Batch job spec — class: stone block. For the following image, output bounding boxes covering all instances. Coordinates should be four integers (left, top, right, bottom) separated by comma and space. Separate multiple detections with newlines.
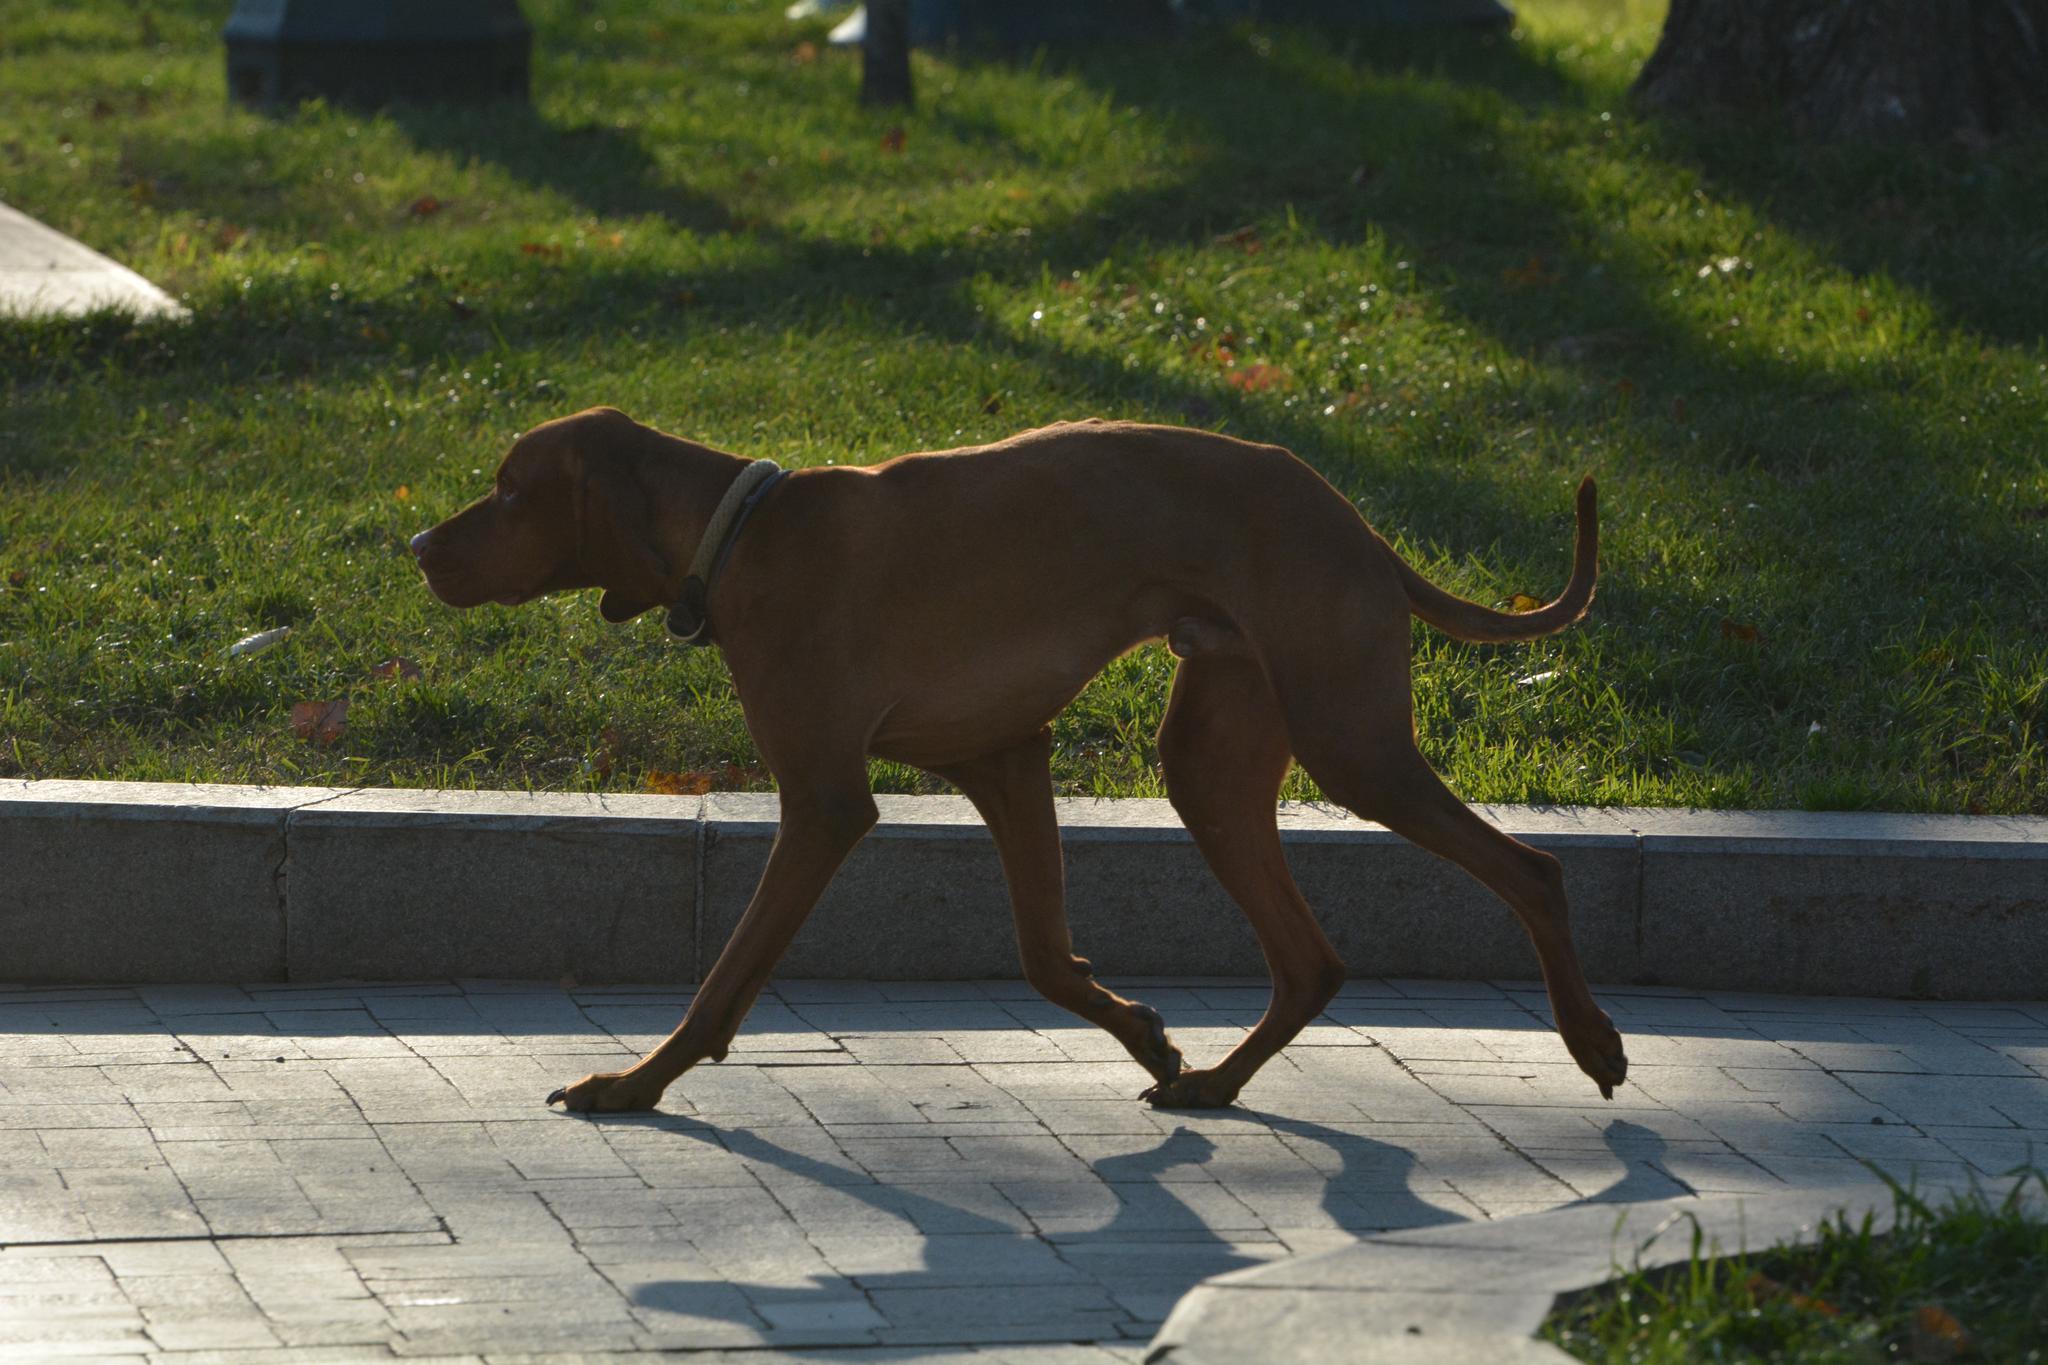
0, 780, 326, 983
1636, 809, 2048, 996
700, 795, 1638, 982
284, 789, 696, 983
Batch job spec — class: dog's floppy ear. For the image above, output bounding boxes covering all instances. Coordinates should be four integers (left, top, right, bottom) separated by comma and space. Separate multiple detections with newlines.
575, 457, 672, 623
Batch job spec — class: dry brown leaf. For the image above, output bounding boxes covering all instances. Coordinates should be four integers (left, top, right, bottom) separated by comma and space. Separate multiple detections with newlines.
1721, 617, 1761, 645
880, 125, 906, 154
1502, 253, 1559, 288
1226, 363, 1290, 392
1508, 592, 1544, 612
290, 699, 349, 747
791, 40, 819, 64
409, 195, 444, 218
645, 770, 714, 796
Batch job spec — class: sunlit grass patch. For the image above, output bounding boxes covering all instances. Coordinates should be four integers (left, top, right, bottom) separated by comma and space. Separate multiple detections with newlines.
1, 0, 2044, 809
1545, 1173, 2048, 1364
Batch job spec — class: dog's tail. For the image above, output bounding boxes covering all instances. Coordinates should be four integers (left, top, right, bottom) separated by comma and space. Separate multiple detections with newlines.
1394, 476, 1597, 644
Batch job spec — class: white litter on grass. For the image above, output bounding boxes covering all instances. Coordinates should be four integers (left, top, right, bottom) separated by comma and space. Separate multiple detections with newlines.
1515, 670, 1558, 687
228, 626, 291, 657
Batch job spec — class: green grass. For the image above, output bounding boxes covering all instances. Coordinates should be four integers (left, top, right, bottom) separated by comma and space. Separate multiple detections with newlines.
2, 0, 2044, 808
1544, 1174, 2048, 1364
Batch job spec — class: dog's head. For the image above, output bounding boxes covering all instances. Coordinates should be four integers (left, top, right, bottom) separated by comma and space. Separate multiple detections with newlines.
410, 407, 674, 622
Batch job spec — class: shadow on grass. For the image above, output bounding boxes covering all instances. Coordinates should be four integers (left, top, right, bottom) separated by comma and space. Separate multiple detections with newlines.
385, 102, 735, 231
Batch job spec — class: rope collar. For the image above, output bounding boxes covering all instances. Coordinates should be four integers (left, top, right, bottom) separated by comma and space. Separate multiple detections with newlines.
666, 458, 788, 645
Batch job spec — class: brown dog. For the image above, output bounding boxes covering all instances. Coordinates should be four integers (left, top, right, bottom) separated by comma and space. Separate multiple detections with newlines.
411, 407, 1627, 1113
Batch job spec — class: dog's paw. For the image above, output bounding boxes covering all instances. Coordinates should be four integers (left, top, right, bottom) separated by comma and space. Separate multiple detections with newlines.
1140, 1067, 1240, 1110
545, 1070, 663, 1114
1127, 1002, 1186, 1086
1563, 1013, 1629, 1100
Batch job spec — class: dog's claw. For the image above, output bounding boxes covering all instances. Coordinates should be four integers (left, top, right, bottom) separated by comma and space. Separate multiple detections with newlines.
545, 1087, 567, 1107
1598, 1082, 1614, 1101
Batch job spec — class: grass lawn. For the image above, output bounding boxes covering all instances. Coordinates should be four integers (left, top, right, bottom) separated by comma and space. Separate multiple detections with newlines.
1543, 1176, 2048, 1363
2, 0, 2044, 809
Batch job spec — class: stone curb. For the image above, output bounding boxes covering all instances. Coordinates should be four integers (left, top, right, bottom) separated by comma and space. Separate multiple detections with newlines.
1145, 1176, 2039, 1364
2, 780, 2044, 992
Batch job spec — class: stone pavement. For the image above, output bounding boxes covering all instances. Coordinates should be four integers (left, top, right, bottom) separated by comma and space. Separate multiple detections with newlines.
1, 978, 2043, 1362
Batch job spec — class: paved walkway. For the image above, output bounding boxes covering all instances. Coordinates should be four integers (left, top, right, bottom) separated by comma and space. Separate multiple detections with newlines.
2, 979, 2043, 1361
0, 200, 184, 320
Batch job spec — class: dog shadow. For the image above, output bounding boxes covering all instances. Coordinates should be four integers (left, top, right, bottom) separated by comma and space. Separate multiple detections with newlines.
615, 1111, 1479, 1338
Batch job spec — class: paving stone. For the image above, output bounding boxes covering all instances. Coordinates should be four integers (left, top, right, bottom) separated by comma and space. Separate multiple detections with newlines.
0, 979, 2040, 1359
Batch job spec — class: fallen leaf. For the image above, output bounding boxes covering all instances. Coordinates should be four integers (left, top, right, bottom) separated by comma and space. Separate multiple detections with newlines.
214, 223, 247, 250
1856, 306, 1872, 324
645, 770, 714, 796
409, 195, 444, 218
5, 569, 24, 588
791, 40, 819, 64
880, 125, 906, 154
1915, 1304, 1968, 1340
589, 726, 625, 780
1720, 617, 1761, 644
520, 241, 564, 259
370, 657, 422, 682
1502, 253, 1559, 288
1226, 363, 1290, 392
393, 485, 411, 502
1213, 225, 1262, 254
290, 699, 349, 747
1508, 592, 1544, 612
360, 323, 389, 343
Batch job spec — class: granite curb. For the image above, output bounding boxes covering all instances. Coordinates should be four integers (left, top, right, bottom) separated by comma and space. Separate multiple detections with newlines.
2, 780, 2043, 992
1146, 1176, 2039, 1364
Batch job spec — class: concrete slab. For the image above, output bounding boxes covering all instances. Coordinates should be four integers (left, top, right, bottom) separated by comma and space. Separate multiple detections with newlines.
284, 788, 698, 983
0, 200, 186, 320
1147, 1177, 2021, 1364
0, 781, 345, 982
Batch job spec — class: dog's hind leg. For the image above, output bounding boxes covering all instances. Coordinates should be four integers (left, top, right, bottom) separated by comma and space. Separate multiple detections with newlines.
938, 732, 1186, 1090
548, 768, 878, 1113
1143, 653, 1344, 1109
1272, 639, 1628, 1099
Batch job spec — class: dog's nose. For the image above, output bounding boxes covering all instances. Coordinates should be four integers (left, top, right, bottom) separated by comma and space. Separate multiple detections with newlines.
410, 530, 431, 558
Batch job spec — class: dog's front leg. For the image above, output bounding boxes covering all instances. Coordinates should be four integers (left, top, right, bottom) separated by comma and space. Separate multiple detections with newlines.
548, 782, 878, 1113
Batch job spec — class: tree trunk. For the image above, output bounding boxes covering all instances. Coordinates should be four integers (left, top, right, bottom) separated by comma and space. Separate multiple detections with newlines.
1631, 0, 2048, 140
861, 0, 913, 109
